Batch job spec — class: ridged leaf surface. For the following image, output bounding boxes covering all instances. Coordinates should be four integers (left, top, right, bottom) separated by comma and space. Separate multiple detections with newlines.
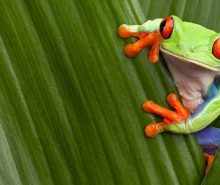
0, 0, 219, 184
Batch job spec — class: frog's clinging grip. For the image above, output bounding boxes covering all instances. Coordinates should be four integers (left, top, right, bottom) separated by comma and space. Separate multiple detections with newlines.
163, 95, 220, 134
144, 94, 220, 137
143, 93, 189, 137
118, 19, 162, 63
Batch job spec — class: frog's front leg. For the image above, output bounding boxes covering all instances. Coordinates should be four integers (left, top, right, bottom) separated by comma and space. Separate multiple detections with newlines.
143, 93, 189, 137
146, 94, 220, 137
118, 18, 162, 63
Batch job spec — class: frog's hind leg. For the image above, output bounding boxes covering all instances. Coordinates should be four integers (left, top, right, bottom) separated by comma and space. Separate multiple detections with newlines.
204, 153, 215, 173
196, 127, 220, 155
195, 127, 220, 172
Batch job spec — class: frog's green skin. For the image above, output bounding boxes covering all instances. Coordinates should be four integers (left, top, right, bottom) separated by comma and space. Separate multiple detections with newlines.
122, 15, 220, 154
162, 16, 220, 70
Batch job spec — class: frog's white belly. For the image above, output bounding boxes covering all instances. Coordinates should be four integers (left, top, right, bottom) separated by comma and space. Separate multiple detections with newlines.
161, 50, 217, 113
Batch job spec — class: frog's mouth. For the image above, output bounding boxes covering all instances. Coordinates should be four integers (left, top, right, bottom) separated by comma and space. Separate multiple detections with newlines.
160, 47, 220, 72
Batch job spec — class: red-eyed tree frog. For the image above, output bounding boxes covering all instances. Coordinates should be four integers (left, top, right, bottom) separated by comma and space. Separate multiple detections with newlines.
118, 15, 220, 172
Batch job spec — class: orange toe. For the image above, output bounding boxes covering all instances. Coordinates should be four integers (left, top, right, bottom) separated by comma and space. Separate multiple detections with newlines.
167, 93, 178, 104
118, 25, 133, 38
167, 93, 189, 120
147, 33, 161, 63
142, 100, 155, 112
148, 48, 159, 63
204, 153, 215, 173
145, 123, 164, 137
124, 43, 141, 57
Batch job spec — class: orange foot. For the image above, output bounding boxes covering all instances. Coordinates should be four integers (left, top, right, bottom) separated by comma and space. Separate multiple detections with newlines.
204, 153, 215, 173
143, 93, 190, 137
118, 25, 162, 63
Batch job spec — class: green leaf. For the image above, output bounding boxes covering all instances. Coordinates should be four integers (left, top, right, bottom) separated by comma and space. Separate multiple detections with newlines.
0, 0, 219, 184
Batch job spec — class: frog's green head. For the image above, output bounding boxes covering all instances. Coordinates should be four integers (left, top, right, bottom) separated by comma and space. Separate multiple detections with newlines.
160, 15, 220, 71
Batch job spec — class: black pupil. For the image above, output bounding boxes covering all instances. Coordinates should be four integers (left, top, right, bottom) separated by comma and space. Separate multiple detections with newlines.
160, 19, 166, 33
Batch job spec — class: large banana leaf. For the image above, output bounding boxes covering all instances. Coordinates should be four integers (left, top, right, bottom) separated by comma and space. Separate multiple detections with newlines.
0, 0, 219, 184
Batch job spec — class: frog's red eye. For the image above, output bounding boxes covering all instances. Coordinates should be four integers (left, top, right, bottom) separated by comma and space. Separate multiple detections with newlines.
213, 38, 220, 59
160, 17, 174, 39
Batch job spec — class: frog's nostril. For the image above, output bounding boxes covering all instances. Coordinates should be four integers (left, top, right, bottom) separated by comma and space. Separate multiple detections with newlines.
190, 47, 195, 52
176, 42, 181, 49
